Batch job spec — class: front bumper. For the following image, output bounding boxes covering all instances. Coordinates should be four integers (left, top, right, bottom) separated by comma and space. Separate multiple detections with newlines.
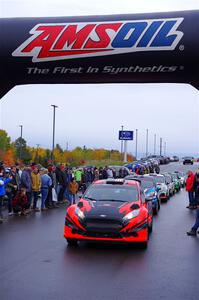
64, 223, 148, 243
158, 192, 168, 201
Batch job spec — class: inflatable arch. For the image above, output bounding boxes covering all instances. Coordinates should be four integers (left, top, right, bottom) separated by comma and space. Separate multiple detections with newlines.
0, 10, 199, 99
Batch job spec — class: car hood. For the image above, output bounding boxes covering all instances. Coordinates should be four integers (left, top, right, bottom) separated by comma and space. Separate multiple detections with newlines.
84, 200, 127, 220
156, 183, 167, 191
144, 187, 156, 195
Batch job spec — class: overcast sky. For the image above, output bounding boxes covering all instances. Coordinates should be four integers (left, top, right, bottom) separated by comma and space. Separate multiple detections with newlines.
1, 0, 199, 157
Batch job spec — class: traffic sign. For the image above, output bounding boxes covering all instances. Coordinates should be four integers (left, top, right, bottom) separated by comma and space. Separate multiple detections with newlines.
119, 131, 134, 140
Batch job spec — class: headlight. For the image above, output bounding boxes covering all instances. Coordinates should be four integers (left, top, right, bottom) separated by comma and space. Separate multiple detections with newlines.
123, 209, 140, 222
148, 191, 157, 198
75, 207, 85, 220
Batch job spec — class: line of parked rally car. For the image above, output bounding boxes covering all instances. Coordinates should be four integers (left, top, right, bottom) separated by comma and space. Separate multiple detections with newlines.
104, 156, 185, 216
64, 155, 185, 248
124, 171, 185, 215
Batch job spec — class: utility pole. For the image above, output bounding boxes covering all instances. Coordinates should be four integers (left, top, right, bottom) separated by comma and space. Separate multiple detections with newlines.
51, 105, 58, 162
154, 134, 156, 155
146, 129, 149, 157
135, 129, 138, 159
124, 140, 127, 163
160, 138, 162, 156
19, 125, 23, 161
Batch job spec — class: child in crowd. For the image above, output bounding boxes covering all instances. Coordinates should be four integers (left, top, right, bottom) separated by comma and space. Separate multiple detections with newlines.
68, 178, 78, 205
12, 188, 29, 216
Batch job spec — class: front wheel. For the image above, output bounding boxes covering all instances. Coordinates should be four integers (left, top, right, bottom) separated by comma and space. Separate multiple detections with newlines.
153, 202, 158, 215
140, 241, 148, 249
66, 239, 78, 246
148, 218, 153, 233
158, 200, 160, 210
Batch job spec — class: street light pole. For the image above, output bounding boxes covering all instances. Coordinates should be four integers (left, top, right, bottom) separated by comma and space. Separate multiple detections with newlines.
146, 129, 149, 157
135, 129, 138, 159
164, 141, 166, 156
51, 105, 58, 162
121, 125, 124, 160
160, 137, 163, 156
154, 134, 156, 155
19, 125, 23, 161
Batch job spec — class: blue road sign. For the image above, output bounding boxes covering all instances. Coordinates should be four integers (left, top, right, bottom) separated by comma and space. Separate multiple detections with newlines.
119, 131, 134, 140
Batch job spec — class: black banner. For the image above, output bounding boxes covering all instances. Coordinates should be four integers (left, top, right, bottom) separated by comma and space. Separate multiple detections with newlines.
0, 10, 199, 98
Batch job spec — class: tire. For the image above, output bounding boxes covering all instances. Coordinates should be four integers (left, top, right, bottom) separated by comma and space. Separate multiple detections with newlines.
148, 217, 153, 233
153, 202, 158, 215
140, 227, 148, 249
66, 239, 78, 246
158, 200, 160, 210
140, 241, 148, 249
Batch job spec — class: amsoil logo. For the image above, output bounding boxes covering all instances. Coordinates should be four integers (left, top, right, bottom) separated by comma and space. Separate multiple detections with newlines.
12, 18, 184, 62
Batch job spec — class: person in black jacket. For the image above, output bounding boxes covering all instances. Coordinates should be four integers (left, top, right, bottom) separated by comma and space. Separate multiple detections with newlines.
193, 171, 199, 208
102, 167, 108, 179
55, 164, 67, 203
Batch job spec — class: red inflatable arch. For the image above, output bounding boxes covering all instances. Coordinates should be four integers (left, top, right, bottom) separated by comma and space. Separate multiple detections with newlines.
0, 10, 199, 98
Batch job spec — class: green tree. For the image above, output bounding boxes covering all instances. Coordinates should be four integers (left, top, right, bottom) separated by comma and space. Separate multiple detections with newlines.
0, 129, 11, 152
15, 137, 31, 163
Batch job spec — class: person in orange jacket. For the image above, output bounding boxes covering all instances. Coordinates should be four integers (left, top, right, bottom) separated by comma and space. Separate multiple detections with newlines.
68, 178, 78, 205
186, 171, 195, 209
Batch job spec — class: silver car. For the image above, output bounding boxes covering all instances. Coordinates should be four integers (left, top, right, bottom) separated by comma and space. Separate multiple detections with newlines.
149, 174, 170, 201
162, 173, 175, 196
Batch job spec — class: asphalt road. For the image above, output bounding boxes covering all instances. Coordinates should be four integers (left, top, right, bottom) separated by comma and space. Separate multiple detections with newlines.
1, 162, 199, 300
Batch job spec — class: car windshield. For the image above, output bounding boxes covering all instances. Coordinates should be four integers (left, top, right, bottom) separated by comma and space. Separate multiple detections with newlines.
171, 174, 178, 179
165, 176, 171, 183
84, 184, 139, 202
153, 176, 165, 184
140, 179, 154, 189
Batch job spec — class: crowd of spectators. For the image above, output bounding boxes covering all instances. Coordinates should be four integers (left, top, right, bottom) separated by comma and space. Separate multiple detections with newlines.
0, 162, 123, 223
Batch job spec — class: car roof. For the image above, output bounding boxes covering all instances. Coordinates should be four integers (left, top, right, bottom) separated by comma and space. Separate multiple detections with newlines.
149, 173, 163, 177
94, 179, 140, 187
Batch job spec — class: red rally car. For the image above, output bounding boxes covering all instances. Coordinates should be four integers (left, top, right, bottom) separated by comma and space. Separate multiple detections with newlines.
64, 178, 153, 248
